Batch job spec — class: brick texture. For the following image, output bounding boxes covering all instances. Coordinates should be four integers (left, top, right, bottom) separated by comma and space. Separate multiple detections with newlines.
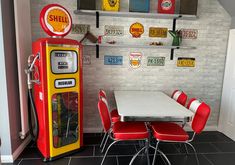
30, 0, 231, 132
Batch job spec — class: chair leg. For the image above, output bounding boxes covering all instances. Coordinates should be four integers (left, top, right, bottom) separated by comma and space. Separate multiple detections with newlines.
152, 141, 159, 165
184, 143, 189, 155
100, 132, 107, 148
185, 142, 199, 165
157, 150, 171, 165
101, 140, 119, 165
101, 134, 109, 153
145, 139, 150, 165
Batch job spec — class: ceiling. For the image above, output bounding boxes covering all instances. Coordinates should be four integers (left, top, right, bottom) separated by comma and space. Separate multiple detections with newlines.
218, 0, 235, 17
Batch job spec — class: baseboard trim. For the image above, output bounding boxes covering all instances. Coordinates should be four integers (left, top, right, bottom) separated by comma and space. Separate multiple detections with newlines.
1, 136, 31, 163
184, 125, 218, 131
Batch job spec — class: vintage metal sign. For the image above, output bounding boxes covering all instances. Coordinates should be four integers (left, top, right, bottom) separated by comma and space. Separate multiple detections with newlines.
180, 29, 198, 39
72, 24, 90, 34
130, 52, 142, 68
83, 55, 91, 65
40, 4, 72, 37
129, 22, 144, 38
177, 57, 195, 67
147, 57, 165, 66
149, 27, 168, 38
104, 25, 124, 36
104, 55, 123, 65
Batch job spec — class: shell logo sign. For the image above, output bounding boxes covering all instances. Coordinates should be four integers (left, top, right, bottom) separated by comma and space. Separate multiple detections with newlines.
129, 22, 144, 38
40, 4, 72, 37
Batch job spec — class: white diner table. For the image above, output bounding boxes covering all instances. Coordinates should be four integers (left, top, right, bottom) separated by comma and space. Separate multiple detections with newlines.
114, 90, 194, 122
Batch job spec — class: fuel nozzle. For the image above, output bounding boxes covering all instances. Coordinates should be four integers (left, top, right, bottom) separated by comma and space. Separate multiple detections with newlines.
25, 54, 40, 89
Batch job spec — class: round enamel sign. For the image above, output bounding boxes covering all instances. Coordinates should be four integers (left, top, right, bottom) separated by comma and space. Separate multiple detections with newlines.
40, 4, 72, 37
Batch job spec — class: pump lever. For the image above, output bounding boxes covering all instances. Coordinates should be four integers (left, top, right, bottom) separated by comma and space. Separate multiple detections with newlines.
25, 54, 40, 89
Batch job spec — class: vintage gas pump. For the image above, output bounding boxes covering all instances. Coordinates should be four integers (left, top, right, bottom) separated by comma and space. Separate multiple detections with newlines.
26, 4, 83, 161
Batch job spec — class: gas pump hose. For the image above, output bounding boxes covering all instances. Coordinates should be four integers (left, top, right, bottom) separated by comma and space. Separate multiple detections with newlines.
26, 54, 40, 142
28, 88, 39, 142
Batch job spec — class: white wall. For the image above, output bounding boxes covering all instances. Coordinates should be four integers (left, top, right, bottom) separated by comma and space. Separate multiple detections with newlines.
0, 0, 27, 162
31, 0, 231, 132
0, 0, 13, 157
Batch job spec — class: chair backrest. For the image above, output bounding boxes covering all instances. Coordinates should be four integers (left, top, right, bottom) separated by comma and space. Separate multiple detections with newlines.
98, 89, 107, 100
187, 99, 211, 134
97, 97, 112, 132
171, 90, 188, 106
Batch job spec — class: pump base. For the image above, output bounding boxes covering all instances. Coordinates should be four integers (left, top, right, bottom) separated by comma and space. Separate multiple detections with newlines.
41, 146, 85, 162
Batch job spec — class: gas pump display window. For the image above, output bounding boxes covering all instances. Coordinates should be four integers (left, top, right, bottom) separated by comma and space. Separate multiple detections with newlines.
51, 50, 78, 74
52, 92, 79, 148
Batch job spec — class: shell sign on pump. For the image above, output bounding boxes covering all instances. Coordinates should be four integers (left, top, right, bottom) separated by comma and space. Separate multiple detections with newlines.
40, 4, 72, 37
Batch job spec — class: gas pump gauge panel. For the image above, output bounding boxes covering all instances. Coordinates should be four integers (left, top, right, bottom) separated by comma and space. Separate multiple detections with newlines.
51, 50, 78, 74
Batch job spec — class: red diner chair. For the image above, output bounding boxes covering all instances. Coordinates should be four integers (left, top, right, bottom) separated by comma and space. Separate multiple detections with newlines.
98, 90, 121, 152
98, 98, 150, 165
171, 90, 188, 106
150, 99, 211, 165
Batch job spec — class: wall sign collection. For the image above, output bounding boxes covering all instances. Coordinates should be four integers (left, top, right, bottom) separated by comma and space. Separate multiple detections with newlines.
74, 19, 197, 68
82, 53, 195, 68
78, 0, 198, 15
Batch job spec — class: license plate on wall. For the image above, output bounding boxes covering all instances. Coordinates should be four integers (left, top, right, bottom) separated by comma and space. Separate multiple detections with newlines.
71, 24, 90, 34
149, 27, 168, 38
177, 58, 195, 67
104, 25, 124, 36
147, 57, 165, 66
104, 56, 123, 65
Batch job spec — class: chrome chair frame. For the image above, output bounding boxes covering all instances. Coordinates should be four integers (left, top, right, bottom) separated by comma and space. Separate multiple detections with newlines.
151, 132, 198, 165
101, 128, 150, 165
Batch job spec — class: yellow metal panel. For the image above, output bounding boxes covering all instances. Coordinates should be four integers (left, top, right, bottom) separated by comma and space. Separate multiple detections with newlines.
46, 45, 81, 158
102, 0, 120, 11
177, 58, 195, 67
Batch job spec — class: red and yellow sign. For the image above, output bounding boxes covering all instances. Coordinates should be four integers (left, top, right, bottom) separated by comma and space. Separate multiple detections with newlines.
40, 4, 72, 37
129, 22, 144, 38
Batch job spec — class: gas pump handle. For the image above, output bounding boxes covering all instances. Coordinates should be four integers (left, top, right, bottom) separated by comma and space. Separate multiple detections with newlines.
26, 54, 40, 89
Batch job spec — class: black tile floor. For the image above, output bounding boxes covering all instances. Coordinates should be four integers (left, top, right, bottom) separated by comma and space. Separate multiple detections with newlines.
3, 131, 235, 165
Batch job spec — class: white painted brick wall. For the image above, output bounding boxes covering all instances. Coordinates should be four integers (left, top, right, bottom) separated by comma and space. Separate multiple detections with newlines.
30, 0, 231, 132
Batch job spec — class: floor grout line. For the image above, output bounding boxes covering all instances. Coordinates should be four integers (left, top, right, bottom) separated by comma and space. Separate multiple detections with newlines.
67, 157, 72, 165
201, 153, 214, 165
93, 145, 95, 156
209, 142, 222, 152
116, 156, 119, 165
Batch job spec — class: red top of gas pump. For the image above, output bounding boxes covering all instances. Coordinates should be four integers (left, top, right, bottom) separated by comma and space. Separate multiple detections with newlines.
40, 4, 72, 37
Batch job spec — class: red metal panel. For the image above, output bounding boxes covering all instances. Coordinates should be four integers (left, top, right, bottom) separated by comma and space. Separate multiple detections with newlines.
158, 0, 175, 14
32, 38, 83, 159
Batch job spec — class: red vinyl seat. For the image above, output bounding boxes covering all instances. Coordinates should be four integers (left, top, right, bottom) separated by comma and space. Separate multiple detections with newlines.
150, 99, 211, 165
113, 121, 149, 140
151, 122, 189, 142
171, 90, 188, 106
98, 98, 150, 165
